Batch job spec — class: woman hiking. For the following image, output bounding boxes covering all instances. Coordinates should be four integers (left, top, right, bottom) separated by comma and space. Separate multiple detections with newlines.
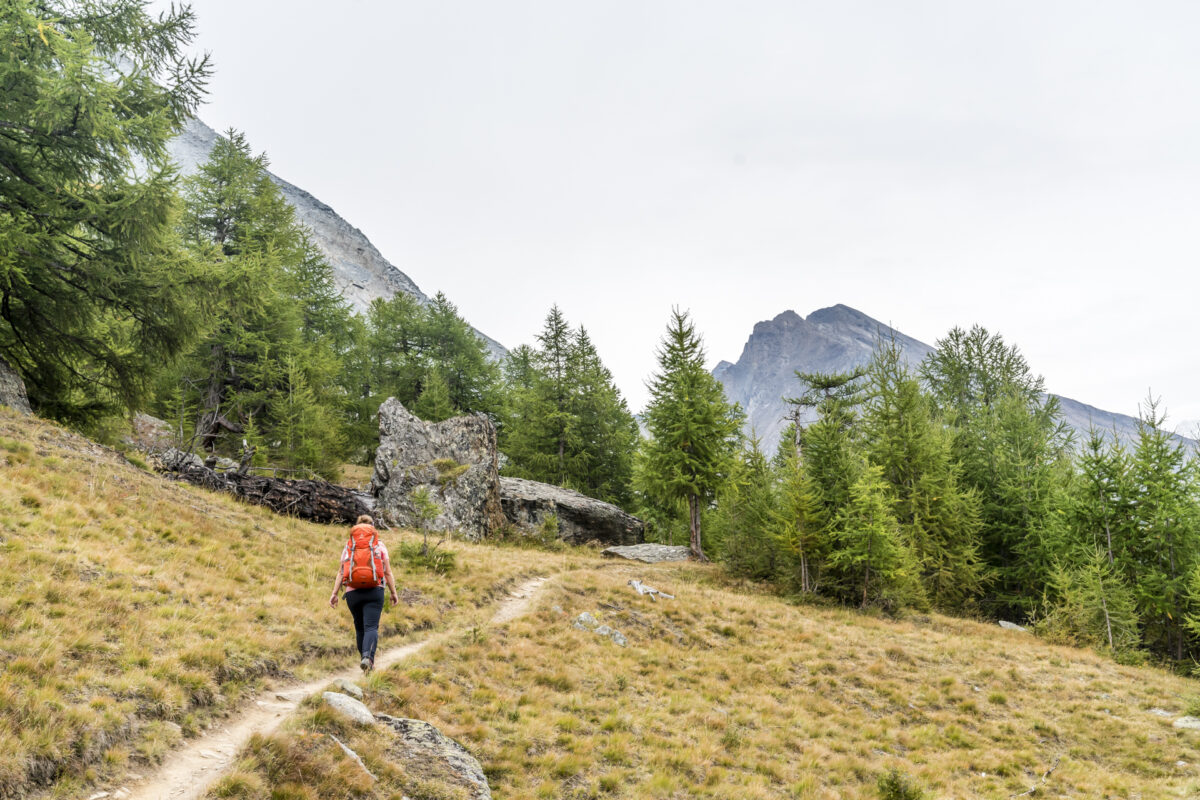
329, 515, 399, 672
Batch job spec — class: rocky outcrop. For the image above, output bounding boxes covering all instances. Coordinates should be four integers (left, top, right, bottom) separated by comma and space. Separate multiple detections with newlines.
371, 399, 504, 540
499, 477, 643, 545
123, 413, 174, 453
371, 401, 644, 545
377, 715, 492, 800
603, 543, 692, 563
0, 356, 31, 414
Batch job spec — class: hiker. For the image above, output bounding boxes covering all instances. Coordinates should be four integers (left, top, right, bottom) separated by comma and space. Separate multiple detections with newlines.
329, 514, 399, 672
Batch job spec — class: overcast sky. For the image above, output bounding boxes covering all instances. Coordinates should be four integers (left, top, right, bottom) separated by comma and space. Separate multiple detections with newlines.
162, 1, 1200, 423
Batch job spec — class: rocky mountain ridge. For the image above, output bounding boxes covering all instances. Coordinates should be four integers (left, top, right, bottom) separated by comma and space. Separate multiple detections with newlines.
166, 117, 506, 359
714, 305, 1179, 451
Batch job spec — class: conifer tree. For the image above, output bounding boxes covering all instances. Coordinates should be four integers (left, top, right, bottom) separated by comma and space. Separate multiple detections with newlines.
921, 325, 1070, 619
0, 0, 211, 421
1125, 397, 1199, 660
829, 462, 925, 610
500, 309, 638, 506
861, 339, 984, 610
640, 309, 743, 560
708, 435, 779, 580
1040, 548, 1140, 653
160, 131, 346, 476
413, 366, 456, 422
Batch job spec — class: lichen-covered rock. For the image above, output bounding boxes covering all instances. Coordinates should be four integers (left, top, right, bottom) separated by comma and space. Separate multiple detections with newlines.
376, 714, 491, 800
500, 477, 643, 546
603, 543, 691, 563
371, 399, 504, 540
0, 356, 31, 414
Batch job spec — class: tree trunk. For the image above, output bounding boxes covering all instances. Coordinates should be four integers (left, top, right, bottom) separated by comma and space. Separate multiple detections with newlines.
688, 493, 707, 561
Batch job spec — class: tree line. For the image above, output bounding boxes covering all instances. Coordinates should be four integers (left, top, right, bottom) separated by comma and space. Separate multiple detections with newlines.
8, 0, 1200, 668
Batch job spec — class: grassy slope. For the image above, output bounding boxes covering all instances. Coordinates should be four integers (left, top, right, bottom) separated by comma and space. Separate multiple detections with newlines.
0, 408, 567, 799
242, 566, 1200, 800
3, 408, 1200, 799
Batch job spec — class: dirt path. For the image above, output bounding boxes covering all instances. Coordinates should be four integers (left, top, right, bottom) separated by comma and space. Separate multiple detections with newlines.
125, 576, 550, 800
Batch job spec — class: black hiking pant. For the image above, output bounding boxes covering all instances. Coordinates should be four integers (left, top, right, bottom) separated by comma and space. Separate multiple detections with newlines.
344, 586, 385, 662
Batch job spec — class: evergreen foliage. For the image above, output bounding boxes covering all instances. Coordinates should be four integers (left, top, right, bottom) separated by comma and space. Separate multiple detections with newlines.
0, 0, 211, 422
921, 325, 1071, 618
500, 306, 639, 506
860, 339, 985, 610
638, 308, 743, 560
155, 131, 346, 477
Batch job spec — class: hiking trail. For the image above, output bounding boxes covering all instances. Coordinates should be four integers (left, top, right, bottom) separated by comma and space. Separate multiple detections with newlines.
124, 576, 550, 800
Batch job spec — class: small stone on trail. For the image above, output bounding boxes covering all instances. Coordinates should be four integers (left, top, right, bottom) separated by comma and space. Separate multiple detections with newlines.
86, 792, 109, 800
332, 678, 364, 700
198, 750, 221, 759
112, 790, 130, 800
323, 691, 376, 726
1173, 716, 1200, 730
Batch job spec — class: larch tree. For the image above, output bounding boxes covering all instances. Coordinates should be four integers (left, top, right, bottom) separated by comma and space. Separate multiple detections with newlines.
640, 308, 743, 560
0, 0, 211, 422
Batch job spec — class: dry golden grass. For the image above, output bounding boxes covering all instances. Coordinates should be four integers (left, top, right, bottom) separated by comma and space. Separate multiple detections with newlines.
243, 563, 1200, 800
0, 409, 568, 799
7, 407, 1200, 800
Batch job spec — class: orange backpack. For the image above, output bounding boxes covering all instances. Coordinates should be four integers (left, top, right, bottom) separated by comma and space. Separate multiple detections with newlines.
343, 524, 385, 590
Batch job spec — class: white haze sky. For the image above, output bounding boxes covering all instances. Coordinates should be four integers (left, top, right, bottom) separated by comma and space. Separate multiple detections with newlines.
159, 1, 1200, 423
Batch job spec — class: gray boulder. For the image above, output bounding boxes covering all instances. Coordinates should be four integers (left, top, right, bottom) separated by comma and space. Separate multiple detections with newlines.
123, 413, 174, 454
371, 399, 504, 541
376, 714, 491, 800
0, 356, 31, 414
603, 543, 692, 563
322, 692, 375, 726
500, 476, 643, 545
1174, 716, 1200, 730
998, 620, 1030, 633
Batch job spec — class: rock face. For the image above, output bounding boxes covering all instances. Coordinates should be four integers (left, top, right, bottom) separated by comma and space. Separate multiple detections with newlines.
714, 304, 1187, 453
500, 477, 644, 545
603, 544, 692, 563
376, 715, 492, 800
166, 118, 505, 359
0, 356, 31, 414
712, 306, 932, 449
371, 399, 504, 541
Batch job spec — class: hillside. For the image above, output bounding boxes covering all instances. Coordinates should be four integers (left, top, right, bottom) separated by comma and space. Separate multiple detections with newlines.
166, 117, 507, 360
714, 305, 1175, 451
4, 408, 1200, 799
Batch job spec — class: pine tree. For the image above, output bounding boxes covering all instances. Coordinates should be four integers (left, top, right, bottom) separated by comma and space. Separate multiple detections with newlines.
0, 0, 211, 421
1039, 548, 1140, 653
640, 309, 743, 560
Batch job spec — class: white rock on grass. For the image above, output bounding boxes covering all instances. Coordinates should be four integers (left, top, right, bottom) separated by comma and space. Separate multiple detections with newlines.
332, 678, 364, 700
323, 691, 376, 726
998, 620, 1029, 633
1173, 716, 1200, 730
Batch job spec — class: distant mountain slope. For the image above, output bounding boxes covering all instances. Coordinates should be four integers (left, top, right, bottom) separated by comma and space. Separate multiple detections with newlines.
167, 117, 506, 359
714, 305, 1175, 451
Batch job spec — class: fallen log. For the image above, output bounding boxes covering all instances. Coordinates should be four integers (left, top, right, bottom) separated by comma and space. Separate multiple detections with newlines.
157, 449, 372, 524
